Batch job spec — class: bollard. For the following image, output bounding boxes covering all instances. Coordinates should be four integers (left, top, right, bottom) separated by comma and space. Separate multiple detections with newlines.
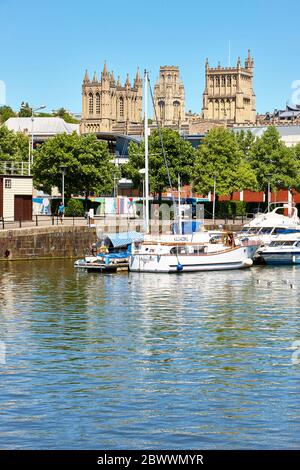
36, 215, 38, 226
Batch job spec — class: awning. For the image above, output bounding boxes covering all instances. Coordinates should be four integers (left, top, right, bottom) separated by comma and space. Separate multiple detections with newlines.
98, 231, 144, 248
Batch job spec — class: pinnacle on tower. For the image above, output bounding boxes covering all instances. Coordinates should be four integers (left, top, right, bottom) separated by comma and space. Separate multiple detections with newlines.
102, 61, 109, 79
83, 69, 90, 83
125, 73, 131, 87
117, 75, 122, 87
93, 71, 98, 82
205, 58, 209, 70
237, 56, 241, 68
134, 67, 142, 85
110, 71, 116, 86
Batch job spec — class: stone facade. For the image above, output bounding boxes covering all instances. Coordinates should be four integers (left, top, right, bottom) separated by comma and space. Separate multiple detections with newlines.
202, 51, 256, 124
153, 66, 187, 129
80, 63, 143, 135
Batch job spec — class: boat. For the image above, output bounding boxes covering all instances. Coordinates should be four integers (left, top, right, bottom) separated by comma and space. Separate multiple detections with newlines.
129, 233, 258, 273
74, 231, 144, 272
238, 203, 300, 247
259, 234, 300, 265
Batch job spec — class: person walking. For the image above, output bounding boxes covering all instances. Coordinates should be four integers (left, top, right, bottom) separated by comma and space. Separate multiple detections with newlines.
58, 202, 65, 224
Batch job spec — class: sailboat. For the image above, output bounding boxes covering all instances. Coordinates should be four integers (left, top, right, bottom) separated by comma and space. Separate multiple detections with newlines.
129, 72, 258, 273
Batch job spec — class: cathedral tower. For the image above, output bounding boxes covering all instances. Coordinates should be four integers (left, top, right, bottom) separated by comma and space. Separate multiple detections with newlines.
153, 66, 186, 128
81, 63, 143, 135
202, 50, 256, 124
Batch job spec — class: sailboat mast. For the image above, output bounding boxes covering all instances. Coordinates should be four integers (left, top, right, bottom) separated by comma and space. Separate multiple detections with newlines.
178, 174, 182, 235
144, 70, 150, 234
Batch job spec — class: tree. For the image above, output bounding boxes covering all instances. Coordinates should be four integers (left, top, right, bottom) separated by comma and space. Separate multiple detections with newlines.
53, 107, 79, 123
33, 133, 115, 196
19, 102, 32, 117
193, 127, 257, 197
0, 105, 16, 124
249, 126, 300, 191
0, 125, 29, 162
123, 128, 196, 201
235, 129, 255, 157
65, 199, 85, 217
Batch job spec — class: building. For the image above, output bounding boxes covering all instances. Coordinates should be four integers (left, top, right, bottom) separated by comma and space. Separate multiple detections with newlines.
4, 117, 79, 147
258, 104, 300, 124
202, 50, 256, 124
0, 162, 33, 221
80, 63, 143, 135
232, 124, 300, 147
153, 66, 187, 130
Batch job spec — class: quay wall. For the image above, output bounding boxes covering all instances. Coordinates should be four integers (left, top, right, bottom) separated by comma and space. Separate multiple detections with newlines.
0, 225, 98, 261
0, 222, 243, 261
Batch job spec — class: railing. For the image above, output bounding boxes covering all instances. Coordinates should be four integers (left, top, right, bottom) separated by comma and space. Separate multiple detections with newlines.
0, 161, 31, 176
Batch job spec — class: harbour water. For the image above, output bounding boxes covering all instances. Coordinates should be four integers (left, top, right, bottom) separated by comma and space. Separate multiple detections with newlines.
0, 260, 299, 449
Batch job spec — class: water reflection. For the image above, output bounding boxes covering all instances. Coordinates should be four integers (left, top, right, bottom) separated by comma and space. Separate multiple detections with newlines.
0, 261, 300, 449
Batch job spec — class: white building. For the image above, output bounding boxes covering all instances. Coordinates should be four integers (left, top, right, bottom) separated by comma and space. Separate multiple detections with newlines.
0, 162, 33, 221
232, 125, 300, 147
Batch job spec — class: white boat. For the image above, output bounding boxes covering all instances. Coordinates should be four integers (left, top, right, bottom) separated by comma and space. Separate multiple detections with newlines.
259, 234, 300, 265
238, 203, 300, 247
130, 234, 257, 273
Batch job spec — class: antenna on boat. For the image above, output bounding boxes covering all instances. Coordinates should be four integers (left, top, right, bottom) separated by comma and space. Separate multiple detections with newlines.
144, 70, 150, 234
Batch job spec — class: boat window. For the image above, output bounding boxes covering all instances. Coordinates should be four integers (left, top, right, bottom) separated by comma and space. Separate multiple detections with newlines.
248, 227, 260, 234
193, 246, 205, 254
282, 241, 297, 246
296, 241, 300, 247
259, 227, 273, 234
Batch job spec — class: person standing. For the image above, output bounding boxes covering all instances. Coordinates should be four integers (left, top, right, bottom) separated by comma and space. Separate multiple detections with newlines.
58, 202, 65, 224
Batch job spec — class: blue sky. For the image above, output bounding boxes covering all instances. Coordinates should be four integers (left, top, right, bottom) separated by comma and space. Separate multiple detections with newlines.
1, 0, 300, 115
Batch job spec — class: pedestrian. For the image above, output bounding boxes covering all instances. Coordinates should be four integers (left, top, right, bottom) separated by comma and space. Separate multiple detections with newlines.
58, 202, 65, 224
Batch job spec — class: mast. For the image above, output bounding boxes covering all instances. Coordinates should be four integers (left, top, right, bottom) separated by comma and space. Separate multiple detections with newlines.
144, 70, 150, 234
178, 174, 182, 235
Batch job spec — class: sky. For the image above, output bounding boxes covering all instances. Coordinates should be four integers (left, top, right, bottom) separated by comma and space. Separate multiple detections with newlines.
0, 0, 300, 115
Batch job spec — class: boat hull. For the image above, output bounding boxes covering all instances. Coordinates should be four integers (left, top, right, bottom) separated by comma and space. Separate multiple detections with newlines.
260, 250, 300, 265
129, 246, 253, 273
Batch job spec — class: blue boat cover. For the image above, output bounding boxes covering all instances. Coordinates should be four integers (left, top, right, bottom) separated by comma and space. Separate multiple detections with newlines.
101, 231, 144, 248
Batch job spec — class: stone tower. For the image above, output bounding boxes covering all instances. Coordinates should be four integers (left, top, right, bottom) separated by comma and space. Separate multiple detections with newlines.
202, 50, 256, 124
81, 63, 143, 135
153, 66, 186, 128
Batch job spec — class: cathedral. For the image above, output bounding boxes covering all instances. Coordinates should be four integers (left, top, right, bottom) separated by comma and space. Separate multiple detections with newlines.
202, 50, 256, 124
80, 63, 143, 135
153, 66, 187, 129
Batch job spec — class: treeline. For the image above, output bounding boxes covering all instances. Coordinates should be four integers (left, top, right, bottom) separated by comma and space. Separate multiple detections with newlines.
0, 103, 79, 124
1, 123, 300, 201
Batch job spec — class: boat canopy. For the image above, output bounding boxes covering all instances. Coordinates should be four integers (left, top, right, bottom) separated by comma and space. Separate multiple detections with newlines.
98, 231, 144, 248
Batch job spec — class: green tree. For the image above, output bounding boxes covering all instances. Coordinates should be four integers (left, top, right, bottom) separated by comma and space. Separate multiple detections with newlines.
123, 128, 195, 201
249, 126, 300, 190
235, 129, 255, 157
193, 127, 257, 198
19, 102, 32, 117
0, 125, 29, 162
0, 105, 16, 124
54, 107, 79, 123
65, 199, 85, 217
33, 132, 115, 196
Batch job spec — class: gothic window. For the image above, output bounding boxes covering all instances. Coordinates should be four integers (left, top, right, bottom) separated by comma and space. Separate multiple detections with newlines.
210, 77, 214, 87
221, 76, 226, 87
227, 76, 231, 86
96, 93, 101, 115
215, 77, 220, 86
88, 93, 94, 115
158, 100, 165, 120
119, 97, 124, 118
173, 101, 180, 121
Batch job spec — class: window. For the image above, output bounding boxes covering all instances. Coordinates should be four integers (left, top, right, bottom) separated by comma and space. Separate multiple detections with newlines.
5, 179, 11, 189
221, 76, 226, 87
88, 93, 93, 115
119, 97, 124, 117
158, 100, 165, 120
96, 93, 101, 115
227, 76, 231, 86
215, 77, 220, 86
173, 101, 180, 120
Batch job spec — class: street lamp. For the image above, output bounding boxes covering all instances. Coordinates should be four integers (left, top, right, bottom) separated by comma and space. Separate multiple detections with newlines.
139, 168, 146, 229
30, 105, 46, 168
212, 173, 218, 225
60, 165, 67, 215
267, 174, 272, 213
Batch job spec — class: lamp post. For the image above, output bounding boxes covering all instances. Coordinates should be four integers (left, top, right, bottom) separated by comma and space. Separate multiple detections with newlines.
267, 174, 272, 213
212, 173, 218, 225
139, 168, 146, 230
60, 165, 67, 217
30, 105, 46, 167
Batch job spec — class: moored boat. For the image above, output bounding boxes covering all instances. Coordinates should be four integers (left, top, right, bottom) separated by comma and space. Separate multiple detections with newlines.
259, 234, 300, 265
